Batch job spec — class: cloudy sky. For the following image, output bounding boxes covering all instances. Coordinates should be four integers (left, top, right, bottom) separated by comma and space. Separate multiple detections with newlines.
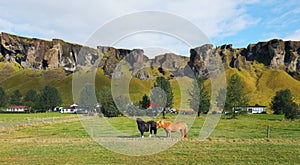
0, 0, 299, 56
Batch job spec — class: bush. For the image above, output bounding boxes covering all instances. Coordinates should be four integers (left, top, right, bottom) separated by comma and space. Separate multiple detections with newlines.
284, 102, 300, 120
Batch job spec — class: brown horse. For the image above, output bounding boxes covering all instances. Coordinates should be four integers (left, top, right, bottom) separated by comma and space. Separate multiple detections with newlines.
157, 120, 188, 138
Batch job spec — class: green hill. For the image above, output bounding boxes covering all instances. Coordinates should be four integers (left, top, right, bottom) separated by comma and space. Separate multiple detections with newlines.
1, 61, 300, 112
224, 65, 300, 112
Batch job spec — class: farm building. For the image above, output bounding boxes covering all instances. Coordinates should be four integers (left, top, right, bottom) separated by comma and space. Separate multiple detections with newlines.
60, 104, 78, 114
6, 106, 29, 112
232, 106, 266, 114
246, 106, 266, 114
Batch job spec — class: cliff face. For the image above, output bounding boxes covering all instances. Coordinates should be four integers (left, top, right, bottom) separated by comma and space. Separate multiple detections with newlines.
188, 39, 300, 80
0, 32, 190, 80
97, 47, 189, 79
1, 32, 300, 81
0, 32, 99, 72
151, 53, 189, 70
97, 46, 152, 79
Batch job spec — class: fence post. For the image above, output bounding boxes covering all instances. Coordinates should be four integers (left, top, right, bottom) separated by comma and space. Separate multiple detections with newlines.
9, 120, 12, 137
267, 125, 271, 138
36, 126, 39, 138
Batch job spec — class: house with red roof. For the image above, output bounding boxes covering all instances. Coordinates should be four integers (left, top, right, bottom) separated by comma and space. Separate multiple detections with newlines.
6, 106, 29, 112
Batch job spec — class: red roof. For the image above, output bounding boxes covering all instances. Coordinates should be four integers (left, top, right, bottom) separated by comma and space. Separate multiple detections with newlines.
148, 103, 162, 108
9, 106, 27, 109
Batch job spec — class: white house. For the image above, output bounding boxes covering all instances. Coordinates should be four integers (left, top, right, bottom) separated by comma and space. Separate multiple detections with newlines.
60, 104, 78, 114
246, 106, 266, 114
231, 106, 266, 114
6, 106, 28, 112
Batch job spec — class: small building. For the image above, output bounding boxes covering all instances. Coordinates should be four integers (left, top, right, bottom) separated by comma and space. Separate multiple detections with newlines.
6, 106, 29, 112
231, 105, 266, 114
247, 106, 266, 114
60, 104, 78, 114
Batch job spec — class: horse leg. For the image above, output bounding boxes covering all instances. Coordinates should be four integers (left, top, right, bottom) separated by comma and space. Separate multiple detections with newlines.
167, 130, 171, 138
149, 127, 152, 137
184, 127, 188, 138
180, 129, 184, 138
165, 129, 169, 137
141, 131, 144, 138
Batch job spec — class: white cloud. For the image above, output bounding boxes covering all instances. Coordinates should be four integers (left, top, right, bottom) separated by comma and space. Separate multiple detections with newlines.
285, 29, 300, 41
113, 32, 192, 57
0, 0, 261, 55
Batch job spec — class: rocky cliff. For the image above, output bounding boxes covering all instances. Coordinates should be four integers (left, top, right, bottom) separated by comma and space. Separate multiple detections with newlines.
0, 32, 189, 80
188, 39, 300, 80
1, 32, 300, 81
0, 32, 100, 72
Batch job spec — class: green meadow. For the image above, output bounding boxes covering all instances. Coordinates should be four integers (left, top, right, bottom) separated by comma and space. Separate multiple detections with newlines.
0, 113, 299, 164
2, 62, 300, 110
1, 62, 300, 164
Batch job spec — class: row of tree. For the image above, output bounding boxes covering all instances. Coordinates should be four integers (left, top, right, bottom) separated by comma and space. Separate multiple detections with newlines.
0, 85, 62, 112
95, 73, 300, 119
1, 73, 298, 119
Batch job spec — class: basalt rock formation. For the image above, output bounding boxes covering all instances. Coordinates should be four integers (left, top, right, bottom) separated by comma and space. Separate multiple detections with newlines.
0, 32, 189, 80
188, 39, 300, 80
1, 32, 300, 81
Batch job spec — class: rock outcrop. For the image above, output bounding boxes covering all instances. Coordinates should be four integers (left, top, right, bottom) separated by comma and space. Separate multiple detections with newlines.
0, 32, 99, 72
188, 39, 300, 80
151, 53, 189, 70
2, 32, 300, 81
150, 53, 189, 77
97, 46, 152, 79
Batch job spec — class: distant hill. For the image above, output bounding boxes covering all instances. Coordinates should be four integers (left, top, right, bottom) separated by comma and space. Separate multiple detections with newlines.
1, 32, 300, 112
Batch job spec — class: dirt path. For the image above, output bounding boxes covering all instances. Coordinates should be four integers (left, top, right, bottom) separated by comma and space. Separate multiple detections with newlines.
0, 116, 78, 127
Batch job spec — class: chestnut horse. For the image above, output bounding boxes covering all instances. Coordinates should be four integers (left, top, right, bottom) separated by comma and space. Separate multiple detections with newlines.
157, 120, 188, 138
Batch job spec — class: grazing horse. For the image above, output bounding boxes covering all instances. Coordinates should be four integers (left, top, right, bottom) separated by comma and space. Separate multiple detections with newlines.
136, 118, 157, 138
157, 120, 188, 138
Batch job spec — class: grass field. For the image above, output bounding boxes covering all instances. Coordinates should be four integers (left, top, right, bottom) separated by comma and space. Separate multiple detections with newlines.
0, 113, 299, 164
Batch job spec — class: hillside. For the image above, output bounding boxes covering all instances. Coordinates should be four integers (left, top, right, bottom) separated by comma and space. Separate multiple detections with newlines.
1, 32, 300, 112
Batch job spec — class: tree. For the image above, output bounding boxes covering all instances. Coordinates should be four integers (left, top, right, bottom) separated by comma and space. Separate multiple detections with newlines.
271, 89, 293, 114
39, 85, 62, 111
0, 87, 7, 107
79, 84, 97, 110
154, 76, 174, 108
24, 89, 39, 112
140, 94, 150, 109
284, 102, 299, 120
24, 89, 39, 103
271, 89, 299, 120
216, 88, 226, 109
225, 74, 249, 118
150, 87, 167, 117
189, 77, 210, 117
10, 89, 23, 105
98, 86, 121, 117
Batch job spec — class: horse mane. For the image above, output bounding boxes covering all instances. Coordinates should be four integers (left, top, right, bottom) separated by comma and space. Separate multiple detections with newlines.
162, 120, 172, 128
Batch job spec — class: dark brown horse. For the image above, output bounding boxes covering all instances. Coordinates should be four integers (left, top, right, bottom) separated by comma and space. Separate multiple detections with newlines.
136, 118, 157, 138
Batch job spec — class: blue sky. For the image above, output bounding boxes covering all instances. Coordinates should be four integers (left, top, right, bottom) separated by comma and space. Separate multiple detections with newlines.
0, 0, 299, 57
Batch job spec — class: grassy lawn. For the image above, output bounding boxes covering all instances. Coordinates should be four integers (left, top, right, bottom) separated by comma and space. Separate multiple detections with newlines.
0, 113, 299, 164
